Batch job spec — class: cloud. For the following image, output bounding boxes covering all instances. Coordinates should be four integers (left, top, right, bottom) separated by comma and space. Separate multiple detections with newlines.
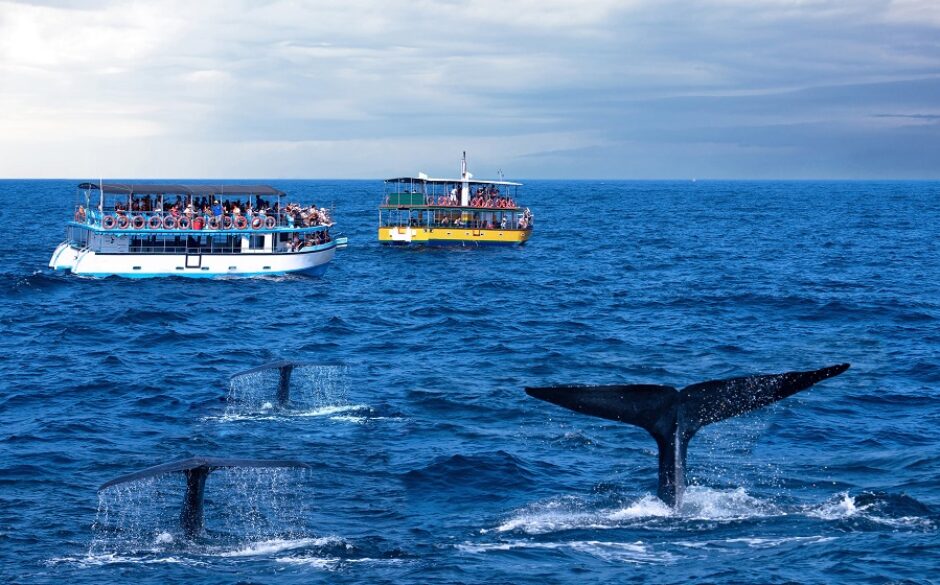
0, 0, 938, 178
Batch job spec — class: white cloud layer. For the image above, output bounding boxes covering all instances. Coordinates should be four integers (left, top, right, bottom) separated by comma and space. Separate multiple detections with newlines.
0, 0, 938, 178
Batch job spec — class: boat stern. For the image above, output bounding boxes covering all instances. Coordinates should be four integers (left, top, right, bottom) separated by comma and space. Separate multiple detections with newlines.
49, 242, 79, 270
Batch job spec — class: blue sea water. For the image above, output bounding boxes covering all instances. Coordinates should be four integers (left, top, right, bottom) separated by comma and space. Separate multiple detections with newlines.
1, 179, 938, 584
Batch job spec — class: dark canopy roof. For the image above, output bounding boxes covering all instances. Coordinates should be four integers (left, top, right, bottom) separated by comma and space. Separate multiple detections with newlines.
77, 183, 285, 197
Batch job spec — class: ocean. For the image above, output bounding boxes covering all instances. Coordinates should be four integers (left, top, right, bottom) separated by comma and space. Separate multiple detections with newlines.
1, 179, 938, 584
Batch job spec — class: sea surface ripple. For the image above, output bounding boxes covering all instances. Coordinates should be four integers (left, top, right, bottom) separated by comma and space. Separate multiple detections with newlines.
1, 179, 938, 584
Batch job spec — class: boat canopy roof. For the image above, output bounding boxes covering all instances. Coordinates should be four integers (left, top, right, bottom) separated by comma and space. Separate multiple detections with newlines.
77, 183, 286, 196
384, 176, 522, 187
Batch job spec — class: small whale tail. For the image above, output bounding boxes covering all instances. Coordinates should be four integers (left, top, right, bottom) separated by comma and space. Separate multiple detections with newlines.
99, 456, 309, 538
526, 364, 849, 507
231, 360, 321, 405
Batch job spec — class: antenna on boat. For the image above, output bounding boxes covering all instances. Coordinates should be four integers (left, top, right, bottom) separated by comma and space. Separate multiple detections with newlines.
99, 177, 104, 212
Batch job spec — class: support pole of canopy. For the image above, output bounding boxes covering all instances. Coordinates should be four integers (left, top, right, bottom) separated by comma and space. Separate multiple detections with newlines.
460, 151, 470, 207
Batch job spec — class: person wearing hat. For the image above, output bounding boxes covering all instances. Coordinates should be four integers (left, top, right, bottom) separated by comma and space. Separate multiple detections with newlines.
211, 200, 222, 217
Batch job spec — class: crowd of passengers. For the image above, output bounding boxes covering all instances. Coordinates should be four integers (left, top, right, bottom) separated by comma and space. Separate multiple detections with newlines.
290, 230, 332, 252
384, 185, 517, 208
399, 207, 533, 230
74, 196, 332, 228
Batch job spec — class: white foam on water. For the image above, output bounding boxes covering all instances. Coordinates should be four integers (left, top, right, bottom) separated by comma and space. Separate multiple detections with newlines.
215, 536, 346, 558
677, 486, 780, 520
607, 495, 674, 520
804, 493, 935, 529
275, 557, 342, 569
723, 536, 837, 548
489, 496, 605, 535
206, 404, 375, 423
674, 535, 836, 549
806, 492, 857, 520
275, 556, 402, 569
457, 539, 672, 564
153, 532, 174, 545
491, 487, 778, 536
45, 553, 207, 567
295, 404, 370, 417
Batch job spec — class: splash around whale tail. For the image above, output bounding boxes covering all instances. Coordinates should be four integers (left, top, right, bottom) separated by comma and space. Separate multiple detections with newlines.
525, 364, 850, 507
99, 457, 309, 538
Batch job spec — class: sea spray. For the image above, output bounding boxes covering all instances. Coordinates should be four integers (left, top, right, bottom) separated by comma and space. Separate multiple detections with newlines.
226, 364, 349, 416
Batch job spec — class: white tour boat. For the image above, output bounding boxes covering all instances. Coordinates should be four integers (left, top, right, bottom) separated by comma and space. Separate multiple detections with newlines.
49, 183, 339, 278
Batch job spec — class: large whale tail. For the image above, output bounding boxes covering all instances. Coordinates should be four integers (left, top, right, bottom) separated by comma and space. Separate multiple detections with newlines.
525, 364, 850, 507
99, 457, 309, 538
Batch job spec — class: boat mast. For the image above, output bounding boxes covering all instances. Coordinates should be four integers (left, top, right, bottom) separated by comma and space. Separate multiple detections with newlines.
460, 151, 471, 206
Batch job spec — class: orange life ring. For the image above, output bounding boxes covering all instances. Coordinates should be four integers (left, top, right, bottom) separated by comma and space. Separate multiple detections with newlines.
178, 216, 191, 230
264, 216, 277, 229
163, 215, 178, 229
147, 216, 162, 229
116, 215, 130, 229
131, 215, 145, 229
222, 215, 234, 229
234, 216, 248, 229
102, 215, 116, 230
251, 216, 264, 229
207, 216, 221, 230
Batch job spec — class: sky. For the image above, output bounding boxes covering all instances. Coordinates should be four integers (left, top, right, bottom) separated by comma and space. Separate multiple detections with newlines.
1, 0, 939, 179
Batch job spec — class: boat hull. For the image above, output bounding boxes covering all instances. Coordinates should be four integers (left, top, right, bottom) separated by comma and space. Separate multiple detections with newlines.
377, 227, 530, 246
49, 242, 336, 278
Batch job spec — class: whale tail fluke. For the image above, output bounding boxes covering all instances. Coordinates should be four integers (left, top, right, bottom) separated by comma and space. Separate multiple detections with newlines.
524, 384, 679, 441
679, 363, 850, 436
99, 456, 309, 538
525, 364, 850, 507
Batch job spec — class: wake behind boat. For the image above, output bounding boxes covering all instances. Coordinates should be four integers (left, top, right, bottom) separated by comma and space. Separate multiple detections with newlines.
49, 183, 339, 277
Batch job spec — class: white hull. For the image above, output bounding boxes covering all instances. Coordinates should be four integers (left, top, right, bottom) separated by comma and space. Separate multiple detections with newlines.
49, 242, 336, 278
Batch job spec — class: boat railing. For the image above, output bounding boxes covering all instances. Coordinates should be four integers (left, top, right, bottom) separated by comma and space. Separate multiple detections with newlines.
122, 237, 333, 255
380, 197, 519, 210
73, 209, 333, 232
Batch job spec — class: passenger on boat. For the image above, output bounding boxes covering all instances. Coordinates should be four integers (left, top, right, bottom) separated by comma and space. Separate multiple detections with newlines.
74, 206, 86, 222
212, 200, 222, 216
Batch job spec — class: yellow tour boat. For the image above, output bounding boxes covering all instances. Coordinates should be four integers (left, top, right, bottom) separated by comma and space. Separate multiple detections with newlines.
378, 153, 533, 246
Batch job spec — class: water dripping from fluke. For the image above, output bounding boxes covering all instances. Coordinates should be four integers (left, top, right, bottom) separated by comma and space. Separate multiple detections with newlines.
225, 360, 351, 418
97, 457, 309, 540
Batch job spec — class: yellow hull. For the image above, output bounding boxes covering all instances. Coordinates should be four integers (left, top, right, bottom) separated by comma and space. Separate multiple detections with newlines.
378, 226, 531, 246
